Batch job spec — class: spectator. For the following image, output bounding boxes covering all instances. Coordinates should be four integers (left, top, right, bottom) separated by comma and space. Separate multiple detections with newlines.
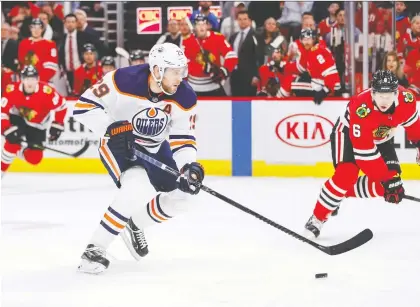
229, 10, 261, 96
13, 3, 33, 39
382, 51, 409, 87
9, 26, 20, 41
325, 9, 361, 50
50, 2, 65, 20
404, 48, 420, 95
18, 18, 58, 83
38, 11, 53, 41
41, 3, 64, 44
73, 43, 103, 96
277, 1, 314, 41
247, 1, 282, 28
1, 23, 19, 71
369, 21, 393, 72
156, 19, 181, 47
89, 2, 105, 18
256, 17, 286, 63
179, 17, 192, 38
395, 1, 411, 45
190, 1, 219, 31
397, 15, 420, 60
220, 2, 256, 41
318, 2, 340, 39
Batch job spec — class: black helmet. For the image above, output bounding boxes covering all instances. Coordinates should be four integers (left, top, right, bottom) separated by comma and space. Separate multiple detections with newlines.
371, 70, 398, 93
194, 14, 208, 24
300, 28, 317, 40
101, 56, 115, 66
30, 18, 44, 28
129, 49, 145, 61
83, 43, 96, 53
21, 65, 39, 78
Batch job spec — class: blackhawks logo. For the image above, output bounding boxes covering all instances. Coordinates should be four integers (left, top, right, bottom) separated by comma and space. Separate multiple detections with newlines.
196, 51, 216, 67
356, 104, 371, 118
19, 106, 37, 121
373, 126, 391, 138
402, 91, 414, 103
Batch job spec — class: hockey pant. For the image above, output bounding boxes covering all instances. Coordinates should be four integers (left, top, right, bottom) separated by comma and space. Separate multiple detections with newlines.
1, 115, 46, 173
93, 140, 193, 248
313, 120, 401, 221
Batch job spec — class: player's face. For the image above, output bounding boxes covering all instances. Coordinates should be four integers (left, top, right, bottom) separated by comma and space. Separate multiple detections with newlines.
302, 37, 314, 50
83, 51, 96, 64
372, 91, 398, 111
386, 55, 398, 73
102, 65, 115, 75
22, 77, 38, 93
30, 25, 43, 39
131, 59, 145, 66
194, 21, 207, 38
161, 67, 187, 94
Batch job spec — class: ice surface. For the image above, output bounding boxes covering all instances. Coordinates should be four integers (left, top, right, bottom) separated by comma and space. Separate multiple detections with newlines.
2, 173, 420, 307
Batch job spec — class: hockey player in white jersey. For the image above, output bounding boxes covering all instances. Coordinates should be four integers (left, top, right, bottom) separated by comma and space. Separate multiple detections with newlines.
74, 43, 204, 274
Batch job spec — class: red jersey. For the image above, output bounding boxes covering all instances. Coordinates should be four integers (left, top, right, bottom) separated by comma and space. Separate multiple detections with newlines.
53, 3, 65, 20
1, 67, 19, 94
337, 87, 419, 181
258, 62, 294, 97
1, 82, 67, 133
404, 49, 420, 95
318, 17, 337, 38
396, 16, 411, 45
18, 38, 59, 83
182, 31, 238, 92
397, 31, 420, 59
73, 63, 104, 96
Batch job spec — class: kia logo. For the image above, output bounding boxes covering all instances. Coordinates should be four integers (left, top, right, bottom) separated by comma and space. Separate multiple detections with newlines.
275, 114, 334, 148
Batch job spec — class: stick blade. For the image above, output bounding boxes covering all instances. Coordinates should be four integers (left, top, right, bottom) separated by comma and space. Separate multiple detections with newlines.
323, 228, 373, 255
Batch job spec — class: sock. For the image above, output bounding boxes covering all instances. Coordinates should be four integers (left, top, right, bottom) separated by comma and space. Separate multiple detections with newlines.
345, 175, 384, 198
1, 147, 17, 172
314, 178, 348, 221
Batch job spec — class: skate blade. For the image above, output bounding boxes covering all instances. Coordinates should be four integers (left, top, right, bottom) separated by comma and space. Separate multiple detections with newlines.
303, 228, 318, 240
120, 229, 142, 262
77, 258, 107, 274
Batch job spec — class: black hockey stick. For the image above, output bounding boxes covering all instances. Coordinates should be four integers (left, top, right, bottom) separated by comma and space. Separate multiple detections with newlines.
21, 140, 90, 158
132, 148, 373, 256
404, 195, 420, 203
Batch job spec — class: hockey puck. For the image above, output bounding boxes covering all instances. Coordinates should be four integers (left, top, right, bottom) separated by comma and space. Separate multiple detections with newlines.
315, 273, 328, 279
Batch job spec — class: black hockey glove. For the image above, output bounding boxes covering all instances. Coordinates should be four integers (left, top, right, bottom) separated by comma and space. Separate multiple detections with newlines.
212, 67, 229, 83
313, 89, 328, 105
104, 120, 134, 159
49, 121, 64, 141
178, 162, 205, 195
382, 174, 405, 204
3, 126, 23, 144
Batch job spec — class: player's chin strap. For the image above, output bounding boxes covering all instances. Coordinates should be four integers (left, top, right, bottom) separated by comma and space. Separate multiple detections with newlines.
150, 69, 174, 96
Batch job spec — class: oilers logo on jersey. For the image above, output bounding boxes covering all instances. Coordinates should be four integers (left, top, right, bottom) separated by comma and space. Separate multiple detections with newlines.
132, 107, 169, 139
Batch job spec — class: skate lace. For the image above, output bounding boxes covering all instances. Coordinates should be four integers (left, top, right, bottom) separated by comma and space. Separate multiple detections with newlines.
133, 230, 147, 249
86, 246, 105, 257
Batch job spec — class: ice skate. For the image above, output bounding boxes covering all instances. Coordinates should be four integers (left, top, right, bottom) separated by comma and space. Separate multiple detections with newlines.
304, 215, 325, 239
120, 218, 149, 261
78, 244, 110, 274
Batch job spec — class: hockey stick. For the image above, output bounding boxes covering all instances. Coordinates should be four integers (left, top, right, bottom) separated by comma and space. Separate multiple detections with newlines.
404, 195, 420, 203
132, 148, 373, 256
21, 140, 90, 158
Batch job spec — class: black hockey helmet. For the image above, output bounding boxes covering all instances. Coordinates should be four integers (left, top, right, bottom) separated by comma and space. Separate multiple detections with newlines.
194, 14, 209, 24
371, 70, 398, 93
101, 56, 115, 66
20, 65, 39, 78
83, 43, 96, 53
300, 28, 317, 40
129, 49, 145, 61
30, 18, 44, 28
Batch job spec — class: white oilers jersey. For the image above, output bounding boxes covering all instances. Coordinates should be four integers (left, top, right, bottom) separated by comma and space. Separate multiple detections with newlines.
73, 64, 198, 168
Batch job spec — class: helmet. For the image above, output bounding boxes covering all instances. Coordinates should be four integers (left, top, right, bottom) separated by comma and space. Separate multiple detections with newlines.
300, 28, 317, 40
371, 70, 398, 93
30, 18, 44, 28
21, 65, 39, 78
129, 49, 145, 62
83, 43, 96, 53
194, 14, 208, 24
148, 43, 188, 95
101, 56, 115, 66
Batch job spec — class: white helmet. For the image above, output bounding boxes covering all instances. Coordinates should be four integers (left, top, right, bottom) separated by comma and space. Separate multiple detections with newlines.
148, 43, 188, 95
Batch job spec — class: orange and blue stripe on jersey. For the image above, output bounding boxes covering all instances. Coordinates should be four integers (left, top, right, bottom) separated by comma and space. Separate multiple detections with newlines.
169, 135, 197, 154
100, 206, 129, 235
99, 138, 122, 185
73, 96, 105, 116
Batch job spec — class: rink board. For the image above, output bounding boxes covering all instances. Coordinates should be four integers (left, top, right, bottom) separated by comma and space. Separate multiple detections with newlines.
8, 98, 420, 179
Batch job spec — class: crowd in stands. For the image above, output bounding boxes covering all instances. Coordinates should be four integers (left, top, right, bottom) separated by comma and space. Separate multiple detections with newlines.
1, 1, 420, 99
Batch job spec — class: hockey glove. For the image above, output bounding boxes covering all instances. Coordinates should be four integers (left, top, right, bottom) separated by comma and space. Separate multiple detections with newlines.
178, 162, 205, 195
382, 174, 405, 204
3, 126, 23, 144
313, 89, 328, 105
103, 120, 134, 159
212, 67, 229, 83
49, 121, 64, 141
